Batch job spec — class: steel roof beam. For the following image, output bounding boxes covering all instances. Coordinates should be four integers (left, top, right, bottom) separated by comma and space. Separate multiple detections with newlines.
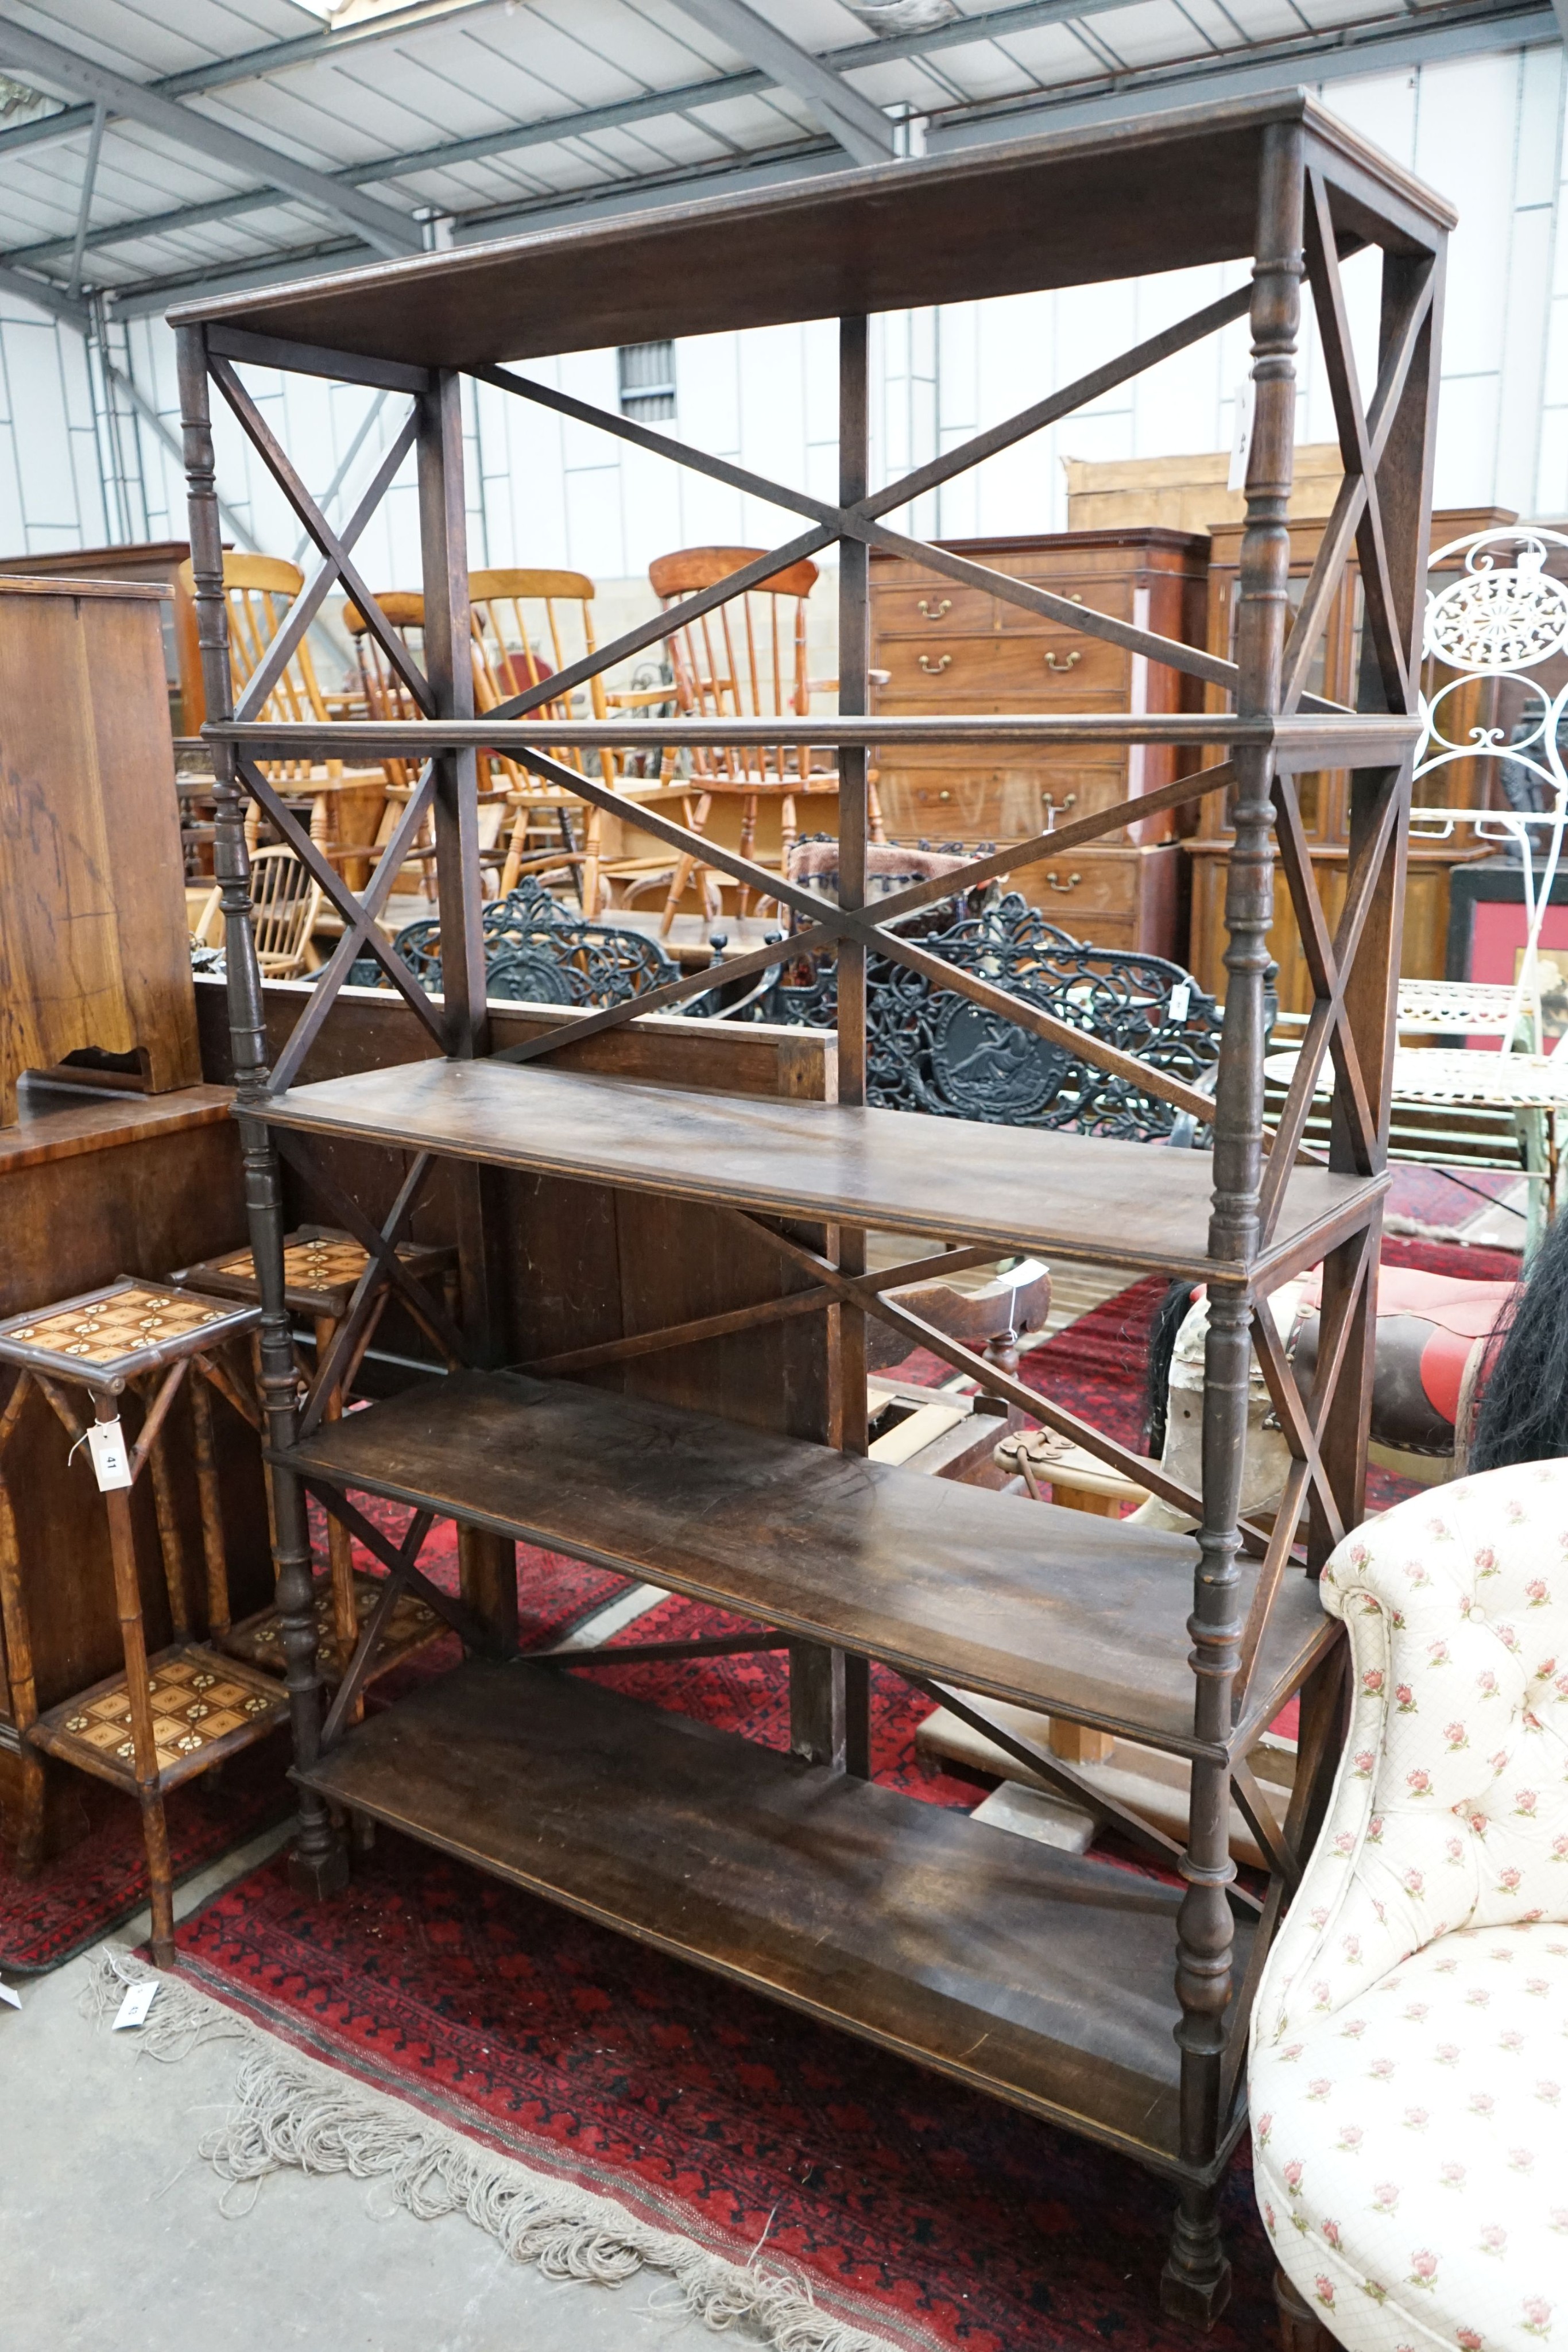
0, 15, 421, 256
0, 0, 1193, 277
0, 0, 1098, 168
0, 0, 513, 157
0, 258, 88, 327
52, 0, 1552, 320
663, 0, 897, 163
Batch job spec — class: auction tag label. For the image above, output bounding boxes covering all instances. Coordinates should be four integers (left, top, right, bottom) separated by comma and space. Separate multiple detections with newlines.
87, 1419, 133, 1491
112, 1982, 158, 2032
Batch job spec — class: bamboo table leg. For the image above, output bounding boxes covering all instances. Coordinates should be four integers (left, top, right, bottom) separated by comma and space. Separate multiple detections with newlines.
0, 1396, 45, 1874
188, 1370, 230, 1645
99, 1395, 176, 1969
313, 1313, 361, 1682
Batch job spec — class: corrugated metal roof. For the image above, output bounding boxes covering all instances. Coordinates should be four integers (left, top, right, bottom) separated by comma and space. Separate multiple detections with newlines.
0, 0, 1550, 319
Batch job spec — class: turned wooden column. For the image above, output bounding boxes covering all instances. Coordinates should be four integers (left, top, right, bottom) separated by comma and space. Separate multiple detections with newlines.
1163, 117, 1304, 2327
176, 323, 346, 1900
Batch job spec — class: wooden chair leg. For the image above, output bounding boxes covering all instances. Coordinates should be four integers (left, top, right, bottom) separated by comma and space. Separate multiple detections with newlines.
580, 806, 602, 920
737, 793, 758, 916
1275, 2265, 1341, 2352
660, 792, 710, 937
498, 800, 530, 896
868, 773, 886, 845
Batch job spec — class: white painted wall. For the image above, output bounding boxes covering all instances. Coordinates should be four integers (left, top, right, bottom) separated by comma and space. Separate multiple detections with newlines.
1, 42, 1564, 630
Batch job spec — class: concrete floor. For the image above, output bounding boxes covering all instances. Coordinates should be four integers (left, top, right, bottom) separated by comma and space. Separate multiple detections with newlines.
0, 1558, 828, 2352
0, 1265, 1150, 2351
0, 1822, 790, 2352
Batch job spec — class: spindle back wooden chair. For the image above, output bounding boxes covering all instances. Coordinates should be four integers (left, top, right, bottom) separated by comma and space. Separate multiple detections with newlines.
193, 843, 324, 978
344, 591, 442, 902
177, 554, 386, 887
468, 567, 619, 913
648, 546, 880, 934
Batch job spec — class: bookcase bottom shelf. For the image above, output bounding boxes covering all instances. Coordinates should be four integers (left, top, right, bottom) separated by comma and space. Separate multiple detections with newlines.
298, 1657, 1255, 2179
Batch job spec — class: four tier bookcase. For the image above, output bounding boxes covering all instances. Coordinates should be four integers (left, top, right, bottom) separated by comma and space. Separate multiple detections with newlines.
173, 91, 1450, 2324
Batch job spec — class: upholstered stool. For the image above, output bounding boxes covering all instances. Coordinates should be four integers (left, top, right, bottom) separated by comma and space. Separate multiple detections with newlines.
0, 1279, 288, 1966
173, 1227, 454, 1689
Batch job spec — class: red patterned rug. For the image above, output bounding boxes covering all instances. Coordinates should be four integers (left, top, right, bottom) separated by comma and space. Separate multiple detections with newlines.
175, 1821, 1271, 2352
0, 1525, 626, 1974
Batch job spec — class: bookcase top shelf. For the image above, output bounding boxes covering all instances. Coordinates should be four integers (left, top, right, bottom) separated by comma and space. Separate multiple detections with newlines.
168, 90, 1451, 372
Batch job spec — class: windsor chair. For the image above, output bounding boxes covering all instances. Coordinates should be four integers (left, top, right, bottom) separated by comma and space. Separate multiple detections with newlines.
192, 844, 324, 980
468, 568, 628, 914
177, 554, 388, 890
646, 546, 882, 936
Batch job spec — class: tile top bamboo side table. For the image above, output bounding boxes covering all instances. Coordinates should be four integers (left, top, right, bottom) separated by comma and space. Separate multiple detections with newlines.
0, 1278, 288, 1965
174, 1226, 455, 1685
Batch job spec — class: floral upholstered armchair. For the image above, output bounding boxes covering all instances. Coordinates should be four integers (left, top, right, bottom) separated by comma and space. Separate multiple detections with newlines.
1251, 1461, 1568, 2352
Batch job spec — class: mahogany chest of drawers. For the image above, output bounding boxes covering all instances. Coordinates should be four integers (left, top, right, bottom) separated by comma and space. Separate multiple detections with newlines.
869, 528, 1209, 957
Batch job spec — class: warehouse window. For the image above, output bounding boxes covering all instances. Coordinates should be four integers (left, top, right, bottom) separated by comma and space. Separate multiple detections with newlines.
617, 341, 677, 424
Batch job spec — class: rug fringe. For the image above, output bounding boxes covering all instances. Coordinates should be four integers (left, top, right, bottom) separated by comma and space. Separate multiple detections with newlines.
89, 1948, 892, 2352
1384, 1210, 1517, 1248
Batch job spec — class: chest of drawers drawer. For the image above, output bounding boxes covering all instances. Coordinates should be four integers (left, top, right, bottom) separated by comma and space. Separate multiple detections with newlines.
1004, 842, 1180, 958
873, 761, 1172, 846
872, 631, 1128, 706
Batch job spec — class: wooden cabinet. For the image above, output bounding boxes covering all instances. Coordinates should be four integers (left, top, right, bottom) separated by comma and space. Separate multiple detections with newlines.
0, 539, 206, 737
870, 529, 1209, 957
0, 577, 202, 1121
1188, 505, 1515, 1012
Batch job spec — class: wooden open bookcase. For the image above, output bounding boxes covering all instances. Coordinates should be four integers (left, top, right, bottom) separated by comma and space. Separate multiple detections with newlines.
173, 92, 1449, 2323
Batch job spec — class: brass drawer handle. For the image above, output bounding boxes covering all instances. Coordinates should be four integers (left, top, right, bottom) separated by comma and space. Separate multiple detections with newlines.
1044, 650, 1081, 673
917, 652, 953, 674
1041, 790, 1077, 818
917, 597, 951, 619
1045, 871, 1082, 892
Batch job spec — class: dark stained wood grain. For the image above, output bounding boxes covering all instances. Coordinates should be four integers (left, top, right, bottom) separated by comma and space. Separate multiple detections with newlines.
280, 1370, 1334, 1758
299, 1655, 1256, 2172
169, 94, 1450, 371
193, 972, 836, 1103
256, 1057, 1386, 1282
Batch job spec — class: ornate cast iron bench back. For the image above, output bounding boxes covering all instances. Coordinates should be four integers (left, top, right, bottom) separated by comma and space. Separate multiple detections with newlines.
726, 891, 1223, 1142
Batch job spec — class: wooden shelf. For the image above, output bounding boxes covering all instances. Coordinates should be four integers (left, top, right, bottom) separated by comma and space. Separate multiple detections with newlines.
278, 1371, 1334, 1759
299, 1655, 1253, 2175
256, 1059, 1384, 1282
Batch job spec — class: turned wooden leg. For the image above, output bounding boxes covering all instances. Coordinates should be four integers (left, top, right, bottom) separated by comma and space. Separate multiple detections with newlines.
1275, 2264, 1340, 2352
1162, 2180, 1232, 2327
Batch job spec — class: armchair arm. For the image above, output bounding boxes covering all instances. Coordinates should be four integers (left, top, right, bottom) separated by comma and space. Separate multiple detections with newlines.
1255, 1460, 1568, 2056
